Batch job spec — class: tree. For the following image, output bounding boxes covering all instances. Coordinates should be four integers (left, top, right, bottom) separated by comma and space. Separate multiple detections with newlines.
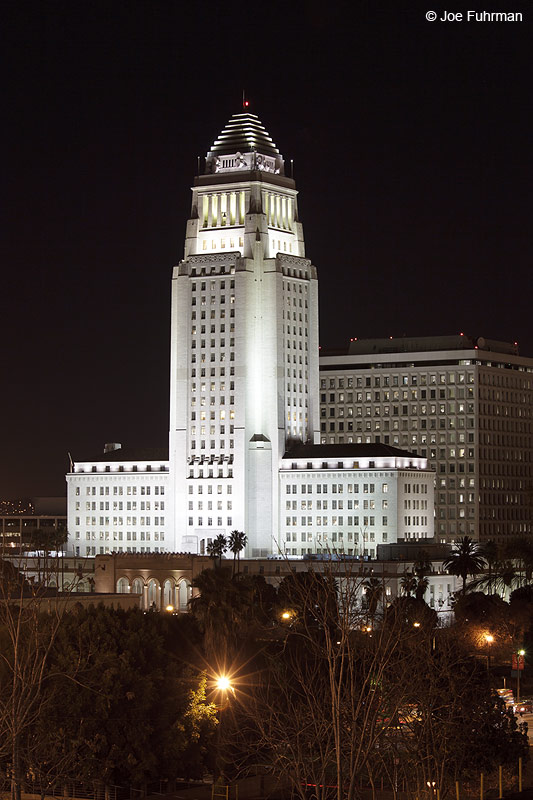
0, 560, 76, 800
241, 566, 528, 800
207, 534, 227, 568
413, 550, 432, 602
482, 540, 499, 595
25, 607, 218, 792
362, 576, 383, 623
505, 537, 533, 587
390, 630, 528, 795
241, 565, 428, 800
443, 536, 486, 595
189, 567, 267, 665
400, 571, 417, 597
22, 527, 68, 587
228, 530, 247, 576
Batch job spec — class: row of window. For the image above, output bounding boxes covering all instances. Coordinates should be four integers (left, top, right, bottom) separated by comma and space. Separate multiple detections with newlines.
189, 501, 232, 510
80, 516, 165, 527
286, 500, 389, 510
79, 501, 164, 511
188, 484, 232, 494
191, 295, 235, 307
320, 372, 475, 390
78, 485, 165, 496
77, 531, 165, 541
322, 390, 473, 404
79, 546, 165, 555
192, 280, 235, 291
285, 482, 389, 494
188, 468, 234, 478
285, 515, 388, 527
191, 425, 234, 435
284, 530, 388, 543
201, 237, 246, 250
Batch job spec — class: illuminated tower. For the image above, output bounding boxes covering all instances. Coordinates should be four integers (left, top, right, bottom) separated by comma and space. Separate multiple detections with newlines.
169, 112, 320, 556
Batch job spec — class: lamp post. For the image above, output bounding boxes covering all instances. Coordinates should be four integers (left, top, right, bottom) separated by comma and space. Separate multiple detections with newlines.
516, 650, 525, 703
484, 633, 494, 672
213, 674, 234, 783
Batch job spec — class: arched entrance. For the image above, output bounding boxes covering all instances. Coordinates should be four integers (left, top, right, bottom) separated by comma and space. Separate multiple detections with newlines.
163, 579, 174, 609
178, 580, 191, 612
148, 579, 160, 610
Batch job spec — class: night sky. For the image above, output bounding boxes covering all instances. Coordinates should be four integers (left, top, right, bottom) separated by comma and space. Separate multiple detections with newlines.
2, 0, 532, 498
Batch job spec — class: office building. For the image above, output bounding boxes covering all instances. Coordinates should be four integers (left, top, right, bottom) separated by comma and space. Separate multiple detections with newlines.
319, 335, 533, 543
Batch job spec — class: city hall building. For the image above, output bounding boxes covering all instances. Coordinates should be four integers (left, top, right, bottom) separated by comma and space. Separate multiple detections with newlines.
66, 112, 435, 558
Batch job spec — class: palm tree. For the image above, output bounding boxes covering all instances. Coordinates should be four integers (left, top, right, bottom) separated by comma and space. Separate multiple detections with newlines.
228, 530, 247, 576
443, 536, 486, 595
362, 577, 383, 623
505, 537, 533, 587
189, 567, 240, 660
400, 571, 417, 597
468, 562, 518, 598
413, 550, 432, 602
482, 540, 499, 594
206, 533, 227, 568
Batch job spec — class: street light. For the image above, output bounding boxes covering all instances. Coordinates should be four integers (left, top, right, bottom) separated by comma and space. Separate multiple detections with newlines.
213, 674, 235, 783
517, 650, 526, 703
485, 633, 494, 671
216, 675, 232, 692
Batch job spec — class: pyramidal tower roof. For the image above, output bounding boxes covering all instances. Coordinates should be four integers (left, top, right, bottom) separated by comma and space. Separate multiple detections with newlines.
208, 112, 280, 158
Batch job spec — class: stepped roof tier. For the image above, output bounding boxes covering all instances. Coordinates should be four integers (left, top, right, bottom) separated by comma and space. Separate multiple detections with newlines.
205, 112, 285, 176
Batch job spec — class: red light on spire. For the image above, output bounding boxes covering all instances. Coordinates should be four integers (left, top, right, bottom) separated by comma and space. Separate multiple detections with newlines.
243, 99, 250, 108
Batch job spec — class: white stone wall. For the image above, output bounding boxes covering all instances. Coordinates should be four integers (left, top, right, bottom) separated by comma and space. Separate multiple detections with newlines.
169, 156, 320, 557
66, 464, 170, 557
278, 458, 434, 558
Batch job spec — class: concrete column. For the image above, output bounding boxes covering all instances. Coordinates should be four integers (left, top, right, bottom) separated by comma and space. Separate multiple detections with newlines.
207, 195, 213, 227
225, 192, 231, 226
142, 583, 148, 611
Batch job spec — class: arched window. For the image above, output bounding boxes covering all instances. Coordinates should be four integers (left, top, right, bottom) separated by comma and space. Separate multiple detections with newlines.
131, 578, 143, 595
178, 580, 191, 612
116, 577, 130, 594
163, 579, 173, 608
148, 579, 160, 609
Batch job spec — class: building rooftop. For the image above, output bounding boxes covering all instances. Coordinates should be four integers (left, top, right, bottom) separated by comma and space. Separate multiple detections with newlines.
72, 446, 168, 464
208, 112, 280, 158
282, 443, 423, 461
342, 334, 519, 357
320, 335, 526, 358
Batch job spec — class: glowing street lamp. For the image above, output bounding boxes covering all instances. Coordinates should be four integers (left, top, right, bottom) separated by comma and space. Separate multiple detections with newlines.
216, 675, 232, 692
484, 633, 494, 671
213, 674, 235, 782
517, 650, 526, 703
